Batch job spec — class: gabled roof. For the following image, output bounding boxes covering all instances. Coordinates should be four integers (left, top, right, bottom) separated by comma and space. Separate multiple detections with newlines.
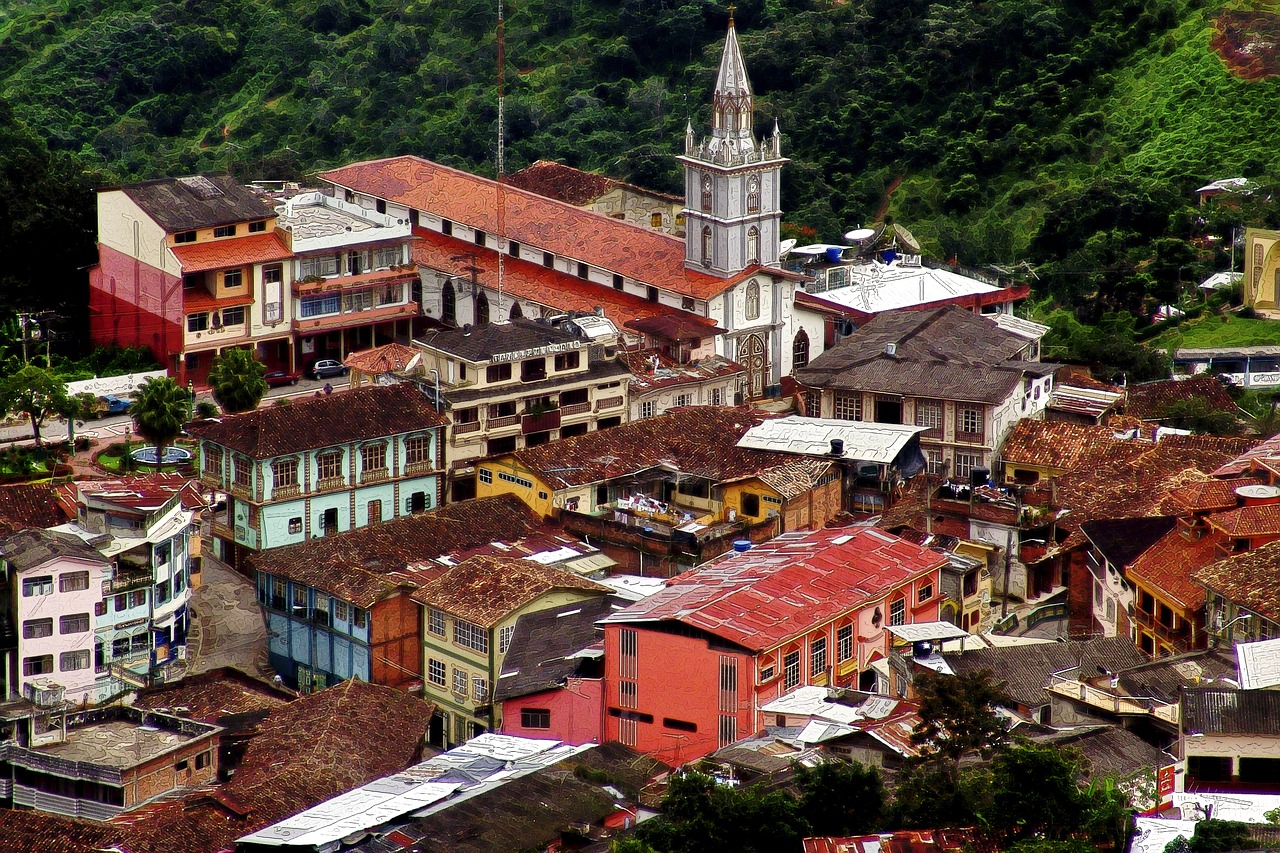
794, 305, 1057, 404
622, 349, 745, 395
505, 159, 681, 206
941, 637, 1147, 709
409, 555, 608, 627
1214, 431, 1280, 477
1079, 517, 1177, 570
1000, 420, 1123, 472
493, 595, 623, 703
193, 382, 445, 458
244, 495, 544, 608
320, 155, 790, 300
415, 317, 582, 363
111, 174, 276, 234
1124, 374, 1236, 421
132, 667, 294, 723
737, 415, 926, 465
1183, 688, 1280, 736
1167, 477, 1263, 514
411, 226, 710, 330
58, 474, 205, 514
0, 483, 67, 535
602, 527, 947, 653
0, 527, 108, 571
170, 231, 291, 273
1206, 502, 1280, 537
343, 342, 421, 375
1127, 528, 1222, 609
505, 406, 838, 496
1193, 540, 1280, 623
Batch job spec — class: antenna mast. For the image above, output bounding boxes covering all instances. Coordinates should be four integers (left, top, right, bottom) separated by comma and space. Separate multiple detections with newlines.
496, 0, 506, 319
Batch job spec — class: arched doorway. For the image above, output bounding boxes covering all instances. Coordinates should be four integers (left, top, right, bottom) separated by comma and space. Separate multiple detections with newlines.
793, 329, 810, 369
441, 280, 456, 326
509, 302, 523, 320
475, 292, 490, 326
737, 333, 767, 398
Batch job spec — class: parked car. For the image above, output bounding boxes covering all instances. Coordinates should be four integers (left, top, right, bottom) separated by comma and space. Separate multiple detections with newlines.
97, 395, 132, 416
308, 359, 350, 380
265, 370, 302, 387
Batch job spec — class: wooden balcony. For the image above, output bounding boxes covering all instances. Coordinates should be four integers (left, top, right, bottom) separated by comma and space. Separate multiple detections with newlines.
522, 409, 561, 434
314, 476, 346, 493
404, 459, 437, 477
454, 421, 482, 435
488, 415, 520, 428
560, 402, 591, 416
595, 396, 624, 411
361, 467, 390, 484
1132, 608, 1192, 643
272, 483, 301, 500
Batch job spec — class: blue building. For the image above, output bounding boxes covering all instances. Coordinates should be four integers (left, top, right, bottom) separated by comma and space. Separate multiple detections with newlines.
196, 382, 447, 567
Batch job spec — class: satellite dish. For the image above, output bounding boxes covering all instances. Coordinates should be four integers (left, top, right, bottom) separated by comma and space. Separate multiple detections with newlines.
844, 228, 876, 242
779, 238, 797, 256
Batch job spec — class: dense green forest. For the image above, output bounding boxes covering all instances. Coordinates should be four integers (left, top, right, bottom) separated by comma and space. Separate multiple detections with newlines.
4, 0, 1280, 360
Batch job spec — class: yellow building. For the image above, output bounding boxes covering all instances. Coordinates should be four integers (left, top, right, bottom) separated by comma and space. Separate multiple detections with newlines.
410, 555, 608, 748
1244, 227, 1280, 311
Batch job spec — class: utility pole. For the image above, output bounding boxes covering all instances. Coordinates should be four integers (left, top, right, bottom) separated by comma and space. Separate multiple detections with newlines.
18, 312, 29, 365
495, 0, 506, 320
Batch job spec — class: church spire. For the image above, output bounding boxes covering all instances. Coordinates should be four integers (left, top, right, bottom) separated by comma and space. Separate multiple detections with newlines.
712, 11, 754, 142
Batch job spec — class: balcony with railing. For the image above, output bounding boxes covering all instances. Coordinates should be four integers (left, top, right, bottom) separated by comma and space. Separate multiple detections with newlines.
1045, 666, 1179, 727
595, 395, 624, 411
1132, 607, 1193, 643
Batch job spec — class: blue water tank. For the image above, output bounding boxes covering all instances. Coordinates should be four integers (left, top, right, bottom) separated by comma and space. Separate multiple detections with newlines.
825, 247, 845, 263
733, 539, 752, 552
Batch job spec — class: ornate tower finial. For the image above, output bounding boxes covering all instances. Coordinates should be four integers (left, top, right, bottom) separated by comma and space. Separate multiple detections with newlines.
728, 4, 737, 25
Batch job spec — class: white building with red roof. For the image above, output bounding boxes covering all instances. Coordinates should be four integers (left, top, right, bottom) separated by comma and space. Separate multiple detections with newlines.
318, 20, 825, 400
598, 526, 947, 763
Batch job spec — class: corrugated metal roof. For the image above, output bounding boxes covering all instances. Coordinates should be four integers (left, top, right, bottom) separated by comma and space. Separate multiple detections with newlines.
737, 416, 926, 464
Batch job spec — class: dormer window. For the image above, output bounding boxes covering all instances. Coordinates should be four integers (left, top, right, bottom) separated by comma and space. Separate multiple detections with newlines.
213, 225, 236, 238
175, 231, 196, 244
248, 220, 267, 233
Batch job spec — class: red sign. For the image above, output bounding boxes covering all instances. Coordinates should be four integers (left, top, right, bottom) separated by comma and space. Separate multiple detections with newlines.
1158, 764, 1176, 798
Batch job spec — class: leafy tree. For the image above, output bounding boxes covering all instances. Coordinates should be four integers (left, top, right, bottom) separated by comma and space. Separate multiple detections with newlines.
795, 760, 884, 836
888, 760, 992, 830
910, 669, 1011, 763
988, 744, 1090, 841
0, 364, 81, 445
636, 771, 808, 853
1160, 397, 1241, 435
1163, 819, 1253, 853
130, 376, 188, 460
207, 348, 268, 413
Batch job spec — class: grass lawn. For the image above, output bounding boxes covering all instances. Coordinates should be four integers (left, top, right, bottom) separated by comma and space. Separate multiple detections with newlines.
1150, 314, 1280, 351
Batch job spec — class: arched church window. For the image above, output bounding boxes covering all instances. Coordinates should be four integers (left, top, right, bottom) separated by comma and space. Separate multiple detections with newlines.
745, 280, 761, 321
701, 227, 713, 268
701, 176, 713, 213
747, 227, 760, 266
793, 330, 810, 368
747, 176, 760, 214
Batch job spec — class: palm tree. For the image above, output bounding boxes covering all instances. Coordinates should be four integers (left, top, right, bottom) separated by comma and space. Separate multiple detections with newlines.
207, 348, 268, 413
130, 376, 188, 463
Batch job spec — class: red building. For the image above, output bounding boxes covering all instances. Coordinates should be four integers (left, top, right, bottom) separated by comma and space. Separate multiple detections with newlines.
600, 527, 947, 765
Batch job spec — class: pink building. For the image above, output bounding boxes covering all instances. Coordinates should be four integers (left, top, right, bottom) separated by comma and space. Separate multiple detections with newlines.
495, 596, 617, 745
600, 528, 947, 765
3, 530, 110, 707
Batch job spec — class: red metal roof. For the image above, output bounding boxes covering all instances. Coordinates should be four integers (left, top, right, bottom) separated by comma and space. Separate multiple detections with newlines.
57, 474, 204, 514
411, 226, 708, 329
171, 232, 291, 273
604, 527, 946, 652
321, 155, 799, 299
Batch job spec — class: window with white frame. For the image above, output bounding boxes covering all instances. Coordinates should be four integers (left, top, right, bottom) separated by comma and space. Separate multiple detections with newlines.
889, 597, 906, 626
918, 582, 933, 603
23, 655, 52, 676
955, 452, 982, 479
711, 388, 723, 406
428, 607, 446, 636
958, 406, 982, 435
60, 572, 89, 593
452, 667, 468, 695
478, 468, 493, 484
317, 451, 342, 481
783, 650, 800, 689
362, 443, 386, 472
405, 435, 430, 465
925, 449, 944, 475
499, 625, 515, 655
454, 618, 489, 654
428, 658, 446, 686
834, 392, 861, 421
640, 400, 656, 419
915, 400, 942, 430
837, 624, 853, 662
810, 636, 827, 676
472, 676, 488, 702
221, 306, 245, 327
374, 246, 401, 269
273, 458, 298, 489
187, 313, 208, 333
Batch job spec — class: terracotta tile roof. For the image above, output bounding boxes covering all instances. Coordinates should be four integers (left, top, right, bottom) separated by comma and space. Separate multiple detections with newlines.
1167, 477, 1263, 514
343, 342, 421, 374
752, 457, 837, 500
1124, 374, 1237, 421
0, 483, 67, 534
505, 159, 617, 205
409, 554, 609, 626
0, 810, 126, 853
411, 226, 704, 329
1054, 434, 1258, 536
999, 420, 1123, 473
603, 527, 948, 652
1214, 431, 1280, 477
625, 313, 726, 341
1193, 539, 1280, 622
55, 474, 206, 514
506, 405, 821, 491
794, 305, 1057, 404
171, 231, 291, 273
1056, 365, 1123, 393
321, 155, 795, 299
1127, 529, 1223, 609
114, 174, 276, 233
1206, 502, 1280, 537
245, 495, 544, 608
133, 667, 295, 722
193, 382, 445, 458
622, 349, 745, 394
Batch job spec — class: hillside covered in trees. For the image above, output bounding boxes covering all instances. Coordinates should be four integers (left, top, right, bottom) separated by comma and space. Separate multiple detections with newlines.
3, 0, 1280, 352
